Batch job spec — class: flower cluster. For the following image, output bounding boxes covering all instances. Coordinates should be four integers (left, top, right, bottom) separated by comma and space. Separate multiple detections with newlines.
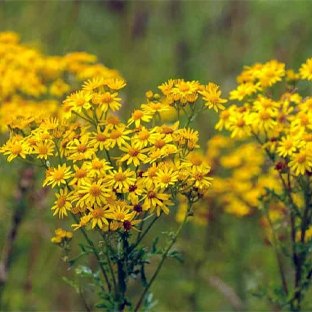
0, 76, 225, 233
176, 135, 281, 226
51, 228, 73, 245
218, 60, 312, 308
0, 31, 121, 132
218, 58, 312, 177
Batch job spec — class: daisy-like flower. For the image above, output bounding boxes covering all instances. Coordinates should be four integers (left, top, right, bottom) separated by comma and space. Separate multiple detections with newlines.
51, 188, 72, 218
155, 166, 179, 189
43, 164, 72, 188
229, 112, 251, 139
229, 82, 259, 101
257, 60, 285, 88
199, 82, 227, 112
119, 143, 148, 167
299, 58, 312, 81
288, 150, 312, 176
84, 157, 112, 177
189, 164, 213, 191
63, 90, 92, 115
108, 124, 131, 148
92, 91, 121, 112
32, 140, 55, 160
72, 215, 92, 231
215, 109, 231, 131
171, 79, 200, 104
69, 164, 89, 186
66, 134, 95, 162
89, 126, 110, 151
0, 135, 29, 162
132, 127, 156, 148
76, 179, 109, 207
247, 108, 277, 133
142, 187, 174, 216
105, 78, 126, 90
88, 207, 109, 229
106, 200, 137, 223
127, 109, 153, 128
277, 136, 298, 157
106, 168, 136, 192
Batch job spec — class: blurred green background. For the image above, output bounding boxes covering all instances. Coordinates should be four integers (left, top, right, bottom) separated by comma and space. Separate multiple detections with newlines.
1, 1, 312, 311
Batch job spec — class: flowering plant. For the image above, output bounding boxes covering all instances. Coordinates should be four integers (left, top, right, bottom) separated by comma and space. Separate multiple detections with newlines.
1, 71, 225, 309
219, 59, 312, 310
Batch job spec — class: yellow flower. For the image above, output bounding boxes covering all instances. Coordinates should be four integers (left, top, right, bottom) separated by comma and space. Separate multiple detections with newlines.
288, 150, 312, 176
199, 82, 227, 112
108, 125, 131, 148
189, 164, 212, 191
72, 215, 92, 231
155, 166, 179, 189
229, 83, 259, 101
107, 168, 136, 193
51, 228, 73, 244
84, 158, 112, 177
92, 91, 121, 112
299, 58, 312, 81
89, 126, 110, 151
88, 207, 109, 229
257, 60, 285, 87
76, 179, 109, 207
277, 136, 298, 157
132, 127, 155, 148
229, 112, 250, 138
43, 164, 72, 188
32, 140, 55, 160
215, 109, 231, 131
51, 188, 72, 218
142, 187, 174, 216
128, 109, 153, 127
66, 134, 95, 162
119, 143, 148, 167
0, 136, 29, 162
105, 78, 126, 90
106, 201, 137, 223
69, 164, 89, 186
64, 90, 92, 115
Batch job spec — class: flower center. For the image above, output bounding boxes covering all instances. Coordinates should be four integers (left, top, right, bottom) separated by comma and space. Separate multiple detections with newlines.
92, 208, 105, 218
75, 169, 87, 179
12, 144, 22, 155
110, 130, 122, 139
297, 154, 306, 164
114, 172, 126, 182
154, 139, 165, 149
138, 131, 149, 140
128, 148, 139, 157
89, 185, 101, 197
96, 133, 107, 142
77, 144, 87, 153
53, 169, 65, 181
57, 196, 66, 208
147, 191, 156, 199
161, 175, 171, 183
132, 110, 143, 120
92, 160, 103, 170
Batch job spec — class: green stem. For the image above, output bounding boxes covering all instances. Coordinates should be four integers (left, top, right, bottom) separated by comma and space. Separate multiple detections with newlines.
134, 203, 191, 311
102, 233, 117, 295
71, 214, 111, 292
131, 215, 159, 252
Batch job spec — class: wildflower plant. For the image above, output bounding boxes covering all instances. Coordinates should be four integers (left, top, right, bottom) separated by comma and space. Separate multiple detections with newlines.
0, 72, 224, 309
220, 59, 312, 310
